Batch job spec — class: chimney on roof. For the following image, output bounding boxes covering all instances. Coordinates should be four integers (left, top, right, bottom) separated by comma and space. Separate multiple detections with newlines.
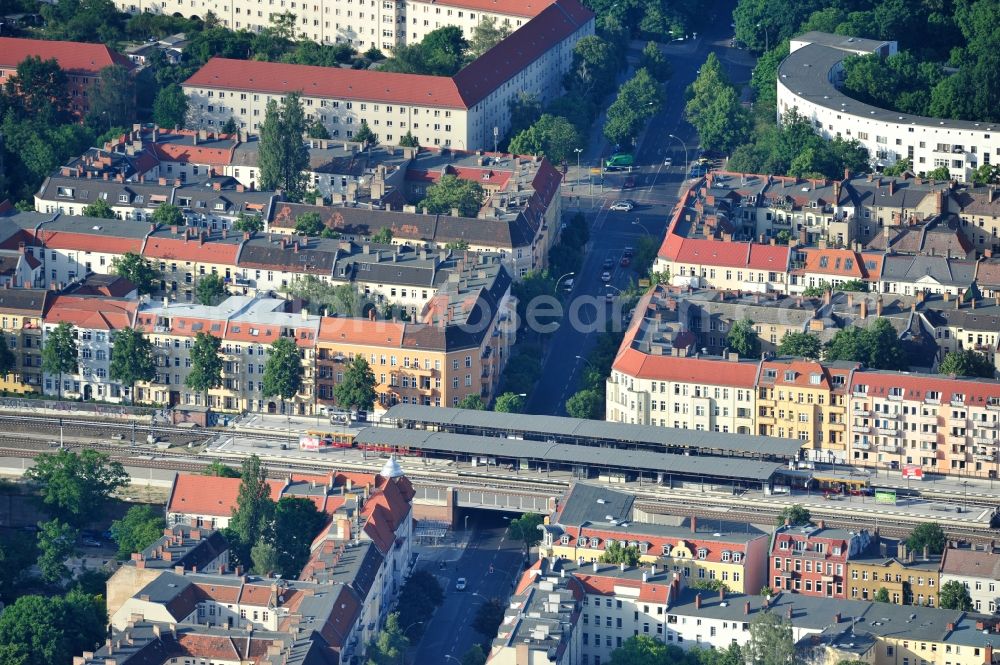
860, 298, 867, 320
784, 518, 791, 527
848, 293, 854, 309
972, 298, 977, 309
989, 187, 997, 204
787, 605, 793, 620
985, 643, 993, 665
943, 291, 950, 302
817, 520, 825, 529
690, 516, 697, 533
719, 587, 725, 602
936, 190, 945, 214
823, 289, 831, 305
923, 545, 930, 560
695, 593, 702, 610
889, 180, 895, 196
876, 295, 883, 317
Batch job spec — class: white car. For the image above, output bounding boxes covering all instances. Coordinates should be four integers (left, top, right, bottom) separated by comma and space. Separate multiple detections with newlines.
664, 157, 672, 166
455, 577, 467, 591
609, 200, 634, 212
601, 271, 612, 282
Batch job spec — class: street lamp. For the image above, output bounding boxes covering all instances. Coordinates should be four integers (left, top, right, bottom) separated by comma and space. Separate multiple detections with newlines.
444, 655, 462, 664
668, 134, 688, 177
574, 147, 583, 184
575, 355, 597, 371
464, 514, 470, 531
961, 480, 969, 513
555, 271, 575, 291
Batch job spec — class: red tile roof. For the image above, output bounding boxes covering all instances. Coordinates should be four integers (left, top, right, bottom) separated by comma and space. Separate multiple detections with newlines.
795, 248, 867, 279
142, 234, 240, 264
168, 475, 241, 517
44, 295, 137, 330
423, 0, 554, 17
184, 58, 467, 109
573, 572, 671, 604
0, 37, 131, 75
35, 228, 144, 255
317, 317, 406, 347
151, 141, 237, 167
851, 371, 1000, 405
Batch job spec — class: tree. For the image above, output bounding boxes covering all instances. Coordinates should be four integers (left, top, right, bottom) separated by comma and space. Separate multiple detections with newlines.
777, 331, 822, 359
971, 163, 1000, 185
258, 92, 309, 199
42, 321, 78, 399
109, 328, 156, 402
110, 504, 165, 560
494, 391, 525, 413
874, 587, 890, 603
81, 198, 116, 219
184, 332, 223, 405
203, 460, 240, 477
926, 165, 952, 181
509, 512, 543, 548
461, 645, 488, 665
825, 318, 908, 370
36, 518, 78, 583
153, 83, 189, 129
508, 114, 580, 164
776, 504, 811, 527
24, 449, 129, 526
306, 117, 330, 139
5, 56, 68, 120
509, 92, 543, 138
334, 355, 377, 412
471, 596, 505, 639
0, 335, 16, 380
274, 496, 326, 576
233, 212, 264, 235
640, 41, 672, 82
601, 541, 640, 566
938, 349, 995, 378
151, 202, 185, 227
566, 388, 602, 419
0, 537, 37, 602
744, 611, 795, 665
421, 25, 468, 75
353, 119, 377, 147
604, 68, 663, 146
229, 454, 275, 566
251, 539, 279, 576
419, 174, 485, 217
371, 227, 393, 244
0, 590, 105, 665
685, 53, 750, 154
195, 273, 227, 306
609, 636, 676, 665
111, 251, 159, 295
906, 522, 946, 555
86, 65, 136, 130
262, 337, 304, 415
458, 394, 486, 410
395, 570, 444, 640
293, 211, 325, 236
727, 318, 760, 357
366, 612, 410, 665
398, 130, 419, 148
468, 16, 511, 58
938, 580, 973, 610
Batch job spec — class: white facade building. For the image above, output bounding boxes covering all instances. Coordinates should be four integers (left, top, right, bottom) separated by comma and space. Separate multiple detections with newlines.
778, 31, 1000, 183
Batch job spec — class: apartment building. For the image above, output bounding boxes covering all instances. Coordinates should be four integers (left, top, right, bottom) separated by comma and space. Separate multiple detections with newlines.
0, 288, 50, 393
789, 247, 883, 294
848, 371, 1000, 479
41, 294, 139, 402
539, 484, 770, 594
846, 539, 941, 607
181, 0, 594, 150
939, 544, 1000, 614
770, 521, 872, 599
134, 296, 318, 413
315, 262, 514, 411
756, 358, 857, 463
0, 37, 132, 119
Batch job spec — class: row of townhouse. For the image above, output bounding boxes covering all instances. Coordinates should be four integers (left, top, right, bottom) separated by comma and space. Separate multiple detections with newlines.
117, 0, 551, 50
87, 460, 414, 665
0, 37, 133, 119
30, 263, 513, 412
180, 0, 594, 150
607, 287, 1000, 477
511, 519, 1000, 663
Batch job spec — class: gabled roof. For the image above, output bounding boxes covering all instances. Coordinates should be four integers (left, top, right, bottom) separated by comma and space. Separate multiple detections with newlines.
0, 37, 131, 74
851, 370, 1000, 404
43, 295, 137, 330
415, 0, 554, 17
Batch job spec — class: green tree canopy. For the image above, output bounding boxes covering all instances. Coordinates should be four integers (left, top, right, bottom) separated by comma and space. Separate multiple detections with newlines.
604, 67, 663, 146
609, 636, 679, 665
233, 212, 265, 235
250, 540, 279, 576
0, 536, 37, 603
458, 394, 487, 410
461, 645, 488, 665
366, 612, 410, 665
938, 349, 995, 378
874, 587, 890, 603
640, 41, 673, 82
25, 448, 128, 526
509, 512, 544, 548
294, 211, 325, 236
825, 318, 908, 370
274, 496, 326, 576
566, 388, 602, 419
36, 518, 78, 583
685, 53, 750, 154
398, 130, 419, 148
85, 65, 136, 130
153, 83, 189, 129
110, 504, 166, 560
353, 118, 377, 147
777, 331, 822, 359
777, 504, 811, 527
196, 273, 227, 306
727, 318, 761, 357
262, 337, 304, 412
938, 580, 973, 610
0, 589, 106, 665
42, 321, 78, 398
203, 460, 240, 477
508, 114, 580, 164
306, 117, 330, 139
111, 251, 159, 295
906, 522, 946, 555
395, 569, 444, 641
184, 332, 223, 403
82, 198, 116, 219
494, 391, 525, 413
258, 92, 309, 199
334, 355, 377, 412
471, 597, 506, 640
371, 227, 393, 244
109, 328, 156, 402
419, 174, 485, 217
381, 25, 468, 76
6, 56, 69, 121
744, 610, 795, 665
151, 202, 185, 227
229, 454, 276, 564
0, 334, 17, 379
468, 16, 511, 58
601, 541, 641, 566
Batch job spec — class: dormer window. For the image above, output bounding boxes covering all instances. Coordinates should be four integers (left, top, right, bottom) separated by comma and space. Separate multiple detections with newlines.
590, 537, 600, 548
732, 552, 742, 563
214, 202, 226, 211
57, 186, 74, 198
118, 194, 129, 203
784, 371, 795, 382
661, 544, 671, 556
560, 535, 569, 545
721, 551, 731, 562
697, 548, 708, 560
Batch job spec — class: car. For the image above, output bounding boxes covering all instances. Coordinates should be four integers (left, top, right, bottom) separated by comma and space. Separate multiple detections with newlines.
622, 176, 635, 189
609, 200, 634, 212
561, 278, 575, 292
623, 246, 634, 258
601, 271, 612, 282
82, 537, 101, 548
602, 258, 615, 270
620, 256, 631, 267
605, 290, 615, 303
663, 157, 672, 166
455, 578, 467, 591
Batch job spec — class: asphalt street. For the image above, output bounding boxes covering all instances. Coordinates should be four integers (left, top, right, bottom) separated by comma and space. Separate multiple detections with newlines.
412, 511, 526, 663
526, 0, 756, 416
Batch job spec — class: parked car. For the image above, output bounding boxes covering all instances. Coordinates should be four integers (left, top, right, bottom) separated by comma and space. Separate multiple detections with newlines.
609, 200, 634, 212
602, 258, 615, 270
620, 256, 631, 267
623, 246, 634, 258
455, 577, 467, 591
82, 537, 101, 548
663, 156, 672, 166
601, 271, 612, 282
623, 175, 635, 189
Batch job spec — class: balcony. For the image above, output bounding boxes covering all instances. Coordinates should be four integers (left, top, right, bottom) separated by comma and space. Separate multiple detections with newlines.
854, 441, 872, 451
878, 444, 900, 453
973, 435, 999, 446
876, 427, 900, 437
974, 452, 996, 462
852, 409, 871, 417
852, 424, 873, 434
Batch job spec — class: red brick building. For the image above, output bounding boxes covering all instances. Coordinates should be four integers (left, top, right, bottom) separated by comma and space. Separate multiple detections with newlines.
0, 37, 132, 118
770, 520, 872, 598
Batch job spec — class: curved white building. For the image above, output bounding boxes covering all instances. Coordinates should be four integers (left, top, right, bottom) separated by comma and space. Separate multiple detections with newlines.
777, 31, 1000, 183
